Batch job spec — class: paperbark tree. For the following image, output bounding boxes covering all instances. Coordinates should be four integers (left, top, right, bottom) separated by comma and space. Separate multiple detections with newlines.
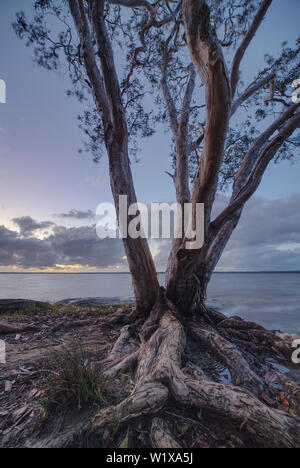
14, 0, 300, 448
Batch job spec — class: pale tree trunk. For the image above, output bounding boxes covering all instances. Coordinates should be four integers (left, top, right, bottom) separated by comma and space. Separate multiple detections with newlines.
69, 0, 159, 313
160, 46, 195, 282
166, 0, 232, 313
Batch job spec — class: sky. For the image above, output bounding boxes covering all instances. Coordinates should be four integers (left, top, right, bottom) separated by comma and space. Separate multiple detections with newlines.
0, 0, 299, 273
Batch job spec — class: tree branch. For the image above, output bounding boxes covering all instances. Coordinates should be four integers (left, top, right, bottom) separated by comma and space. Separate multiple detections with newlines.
179, 63, 196, 131
230, 0, 273, 98
188, 122, 205, 153
183, 0, 231, 234
263, 81, 290, 107
122, 1, 182, 91
68, 0, 110, 127
78, 0, 160, 311
233, 102, 300, 195
89, 0, 127, 136
211, 110, 300, 231
160, 44, 179, 137
231, 72, 275, 117
107, 0, 155, 18
166, 0, 232, 303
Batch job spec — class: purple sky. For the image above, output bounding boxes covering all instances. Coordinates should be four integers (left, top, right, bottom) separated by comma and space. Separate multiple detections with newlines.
0, 0, 299, 273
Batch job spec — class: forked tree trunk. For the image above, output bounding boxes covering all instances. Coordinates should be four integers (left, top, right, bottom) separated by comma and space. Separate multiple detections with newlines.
166, 0, 232, 314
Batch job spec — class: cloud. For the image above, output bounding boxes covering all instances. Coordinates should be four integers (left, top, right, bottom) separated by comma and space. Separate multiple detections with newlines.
228, 194, 300, 249
0, 225, 56, 268
153, 194, 300, 272
214, 194, 300, 271
0, 223, 124, 271
12, 216, 54, 237
1, 194, 300, 272
57, 209, 95, 220
48, 225, 124, 269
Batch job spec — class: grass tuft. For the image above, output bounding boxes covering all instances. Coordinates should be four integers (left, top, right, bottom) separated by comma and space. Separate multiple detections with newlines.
42, 344, 109, 413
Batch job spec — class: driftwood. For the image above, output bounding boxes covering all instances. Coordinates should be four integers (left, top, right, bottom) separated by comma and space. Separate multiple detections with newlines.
0, 321, 39, 335
0, 300, 48, 313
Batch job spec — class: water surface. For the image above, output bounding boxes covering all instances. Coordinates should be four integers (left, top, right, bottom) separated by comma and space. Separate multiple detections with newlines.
0, 272, 299, 334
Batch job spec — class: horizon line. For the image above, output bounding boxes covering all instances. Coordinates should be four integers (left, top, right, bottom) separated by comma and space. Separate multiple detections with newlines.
0, 270, 299, 275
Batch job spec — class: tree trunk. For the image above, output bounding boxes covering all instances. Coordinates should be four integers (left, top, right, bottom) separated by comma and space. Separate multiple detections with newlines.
107, 140, 160, 314
166, 0, 231, 313
69, 0, 159, 314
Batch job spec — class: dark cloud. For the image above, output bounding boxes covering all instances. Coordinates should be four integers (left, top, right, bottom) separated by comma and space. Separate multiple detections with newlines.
153, 194, 300, 272
0, 226, 56, 268
12, 216, 54, 237
48, 225, 124, 268
228, 195, 300, 249
1, 194, 300, 271
57, 209, 95, 220
214, 194, 300, 271
0, 223, 124, 270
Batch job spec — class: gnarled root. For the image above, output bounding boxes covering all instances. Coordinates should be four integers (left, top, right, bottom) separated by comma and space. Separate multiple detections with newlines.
189, 325, 263, 395
107, 325, 140, 362
172, 374, 300, 448
91, 382, 169, 432
218, 318, 292, 359
103, 350, 140, 380
90, 309, 300, 448
151, 418, 182, 448
102, 324, 141, 378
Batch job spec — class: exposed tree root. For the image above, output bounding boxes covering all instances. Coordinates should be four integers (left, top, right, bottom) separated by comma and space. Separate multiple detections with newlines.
103, 350, 140, 380
151, 417, 182, 448
91, 382, 169, 432
218, 318, 292, 359
86, 306, 300, 448
102, 324, 141, 379
189, 325, 263, 395
106, 325, 140, 363
14, 299, 298, 448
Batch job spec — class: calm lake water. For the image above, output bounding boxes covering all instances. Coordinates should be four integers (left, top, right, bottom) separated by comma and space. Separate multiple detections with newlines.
0, 272, 299, 334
